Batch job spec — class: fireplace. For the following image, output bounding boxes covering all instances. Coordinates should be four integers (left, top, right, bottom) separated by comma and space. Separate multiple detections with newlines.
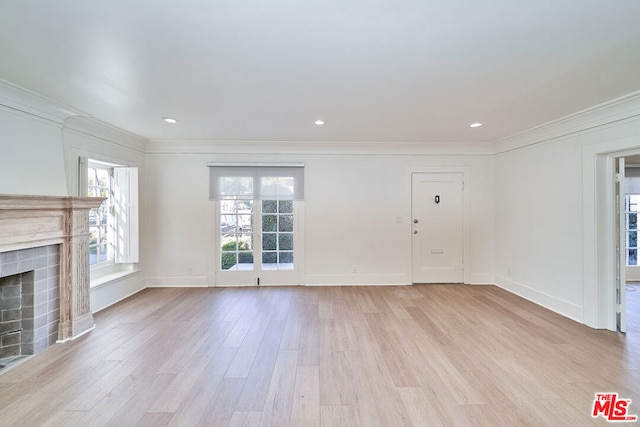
0, 245, 62, 362
0, 195, 103, 367
0, 271, 33, 359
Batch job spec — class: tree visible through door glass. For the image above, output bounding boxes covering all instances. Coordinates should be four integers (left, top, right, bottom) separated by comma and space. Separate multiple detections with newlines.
220, 199, 254, 271
262, 198, 294, 270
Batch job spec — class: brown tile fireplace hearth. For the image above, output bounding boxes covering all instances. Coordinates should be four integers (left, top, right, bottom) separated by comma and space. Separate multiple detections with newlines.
0, 194, 103, 367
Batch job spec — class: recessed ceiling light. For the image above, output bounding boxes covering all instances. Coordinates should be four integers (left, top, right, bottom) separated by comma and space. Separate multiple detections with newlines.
314, 120, 325, 126
470, 122, 482, 128
162, 117, 178, 124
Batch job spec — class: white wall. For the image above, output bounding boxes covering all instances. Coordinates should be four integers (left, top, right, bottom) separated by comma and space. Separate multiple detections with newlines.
144, 143, 494, 287
0, 82, 148, 312
494, 136, 583, 319
0, 106, 68, 196
494, 93, 640, 325
61, 116, 148, 312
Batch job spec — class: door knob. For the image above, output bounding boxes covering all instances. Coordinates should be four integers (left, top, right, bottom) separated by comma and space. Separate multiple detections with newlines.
413, 219, 418, 224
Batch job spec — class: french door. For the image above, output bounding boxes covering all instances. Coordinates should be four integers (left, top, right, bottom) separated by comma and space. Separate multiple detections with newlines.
215, 198, 300, 286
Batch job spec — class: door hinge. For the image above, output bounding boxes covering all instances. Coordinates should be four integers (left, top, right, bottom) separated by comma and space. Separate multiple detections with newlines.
616, 173, 621, 183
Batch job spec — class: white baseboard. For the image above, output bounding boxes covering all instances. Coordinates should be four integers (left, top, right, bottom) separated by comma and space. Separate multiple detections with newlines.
494, 274, 583, 323
90, 272, 144, 313
145, 276, 210, 287
304, 273, 410, 286
467, 272, 494, 285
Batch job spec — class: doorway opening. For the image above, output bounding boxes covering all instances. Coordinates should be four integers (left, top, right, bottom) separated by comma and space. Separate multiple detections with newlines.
620, 155, 640, 335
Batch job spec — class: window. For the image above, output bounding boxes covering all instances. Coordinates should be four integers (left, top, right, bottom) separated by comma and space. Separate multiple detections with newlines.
83, 158, 139, 268
88, 163, 112, 265
626, 194, 639, 266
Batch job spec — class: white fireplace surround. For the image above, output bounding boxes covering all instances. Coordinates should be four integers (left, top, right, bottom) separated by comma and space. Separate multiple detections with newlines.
0, 194, 103, 342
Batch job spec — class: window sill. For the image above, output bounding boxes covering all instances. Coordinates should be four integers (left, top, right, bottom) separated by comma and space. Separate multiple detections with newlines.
90, 268, 140, 290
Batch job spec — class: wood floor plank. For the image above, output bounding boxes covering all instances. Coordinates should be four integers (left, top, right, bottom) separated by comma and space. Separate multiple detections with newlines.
0, 284, 637, 426
221, 292, 264, 348
279, 292, 304, 350
38, 410, 88, 427
235, 319, 286, 410
229, 410, 263, 427
258, 349, 298, 427
397, 387, 444, 427
135, 412, 174, 427
318, 325, 347, 406
291, 365, 320, 427
149, 359, 211, 413
297, 296, 320, 366
102, 373, 177, 427
165, 347, 239, 425
320, 405, 351, 427
199, 378, 246, 426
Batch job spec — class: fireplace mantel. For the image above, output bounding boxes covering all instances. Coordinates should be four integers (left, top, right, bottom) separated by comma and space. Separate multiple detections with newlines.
0, 194, 103, 341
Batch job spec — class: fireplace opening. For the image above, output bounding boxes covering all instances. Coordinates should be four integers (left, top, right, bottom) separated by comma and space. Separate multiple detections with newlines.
0, 245, 62, 372
0, 271, 34, 370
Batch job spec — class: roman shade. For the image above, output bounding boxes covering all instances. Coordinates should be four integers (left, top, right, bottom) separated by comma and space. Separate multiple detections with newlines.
208, 163, 305, 200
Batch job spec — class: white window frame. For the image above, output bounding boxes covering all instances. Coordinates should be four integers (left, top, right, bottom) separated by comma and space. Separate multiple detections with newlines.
87, 161, 114, 267
81, 157, 139, 282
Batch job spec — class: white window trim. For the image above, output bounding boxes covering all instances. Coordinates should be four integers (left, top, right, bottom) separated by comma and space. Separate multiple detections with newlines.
80, 156, 140, 287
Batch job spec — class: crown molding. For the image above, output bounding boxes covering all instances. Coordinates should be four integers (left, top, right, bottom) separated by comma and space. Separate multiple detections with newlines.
63, 116, 148, 154
0, 79, 87, 124
145, 140, 494, 157
493, 90, 640, 155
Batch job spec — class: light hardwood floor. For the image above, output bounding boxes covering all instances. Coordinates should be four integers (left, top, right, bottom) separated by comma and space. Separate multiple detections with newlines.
0, 284, 638, 426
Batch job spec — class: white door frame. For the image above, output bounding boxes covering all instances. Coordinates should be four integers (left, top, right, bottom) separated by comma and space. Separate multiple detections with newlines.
583, 137, 640, 330
409, 167, 471, 285
616, 157, 627, 332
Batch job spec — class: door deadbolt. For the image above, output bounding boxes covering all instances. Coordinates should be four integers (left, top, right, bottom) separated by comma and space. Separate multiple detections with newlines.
413, 219, 419, 224
414, 230, 418, 234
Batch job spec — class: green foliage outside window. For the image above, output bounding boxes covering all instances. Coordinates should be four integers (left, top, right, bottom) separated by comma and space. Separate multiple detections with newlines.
221, 240, 251, 270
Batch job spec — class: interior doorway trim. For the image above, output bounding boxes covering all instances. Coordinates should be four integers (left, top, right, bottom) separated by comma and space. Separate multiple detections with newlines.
583, 136, 640, 330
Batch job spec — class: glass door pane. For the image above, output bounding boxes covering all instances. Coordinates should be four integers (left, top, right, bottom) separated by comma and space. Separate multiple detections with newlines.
262, 199, 294, 271
627, 195, 640, 266
220, 199, 254, 271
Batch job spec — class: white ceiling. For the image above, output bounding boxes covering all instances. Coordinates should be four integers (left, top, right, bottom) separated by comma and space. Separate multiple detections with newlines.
1, 0, 639, 143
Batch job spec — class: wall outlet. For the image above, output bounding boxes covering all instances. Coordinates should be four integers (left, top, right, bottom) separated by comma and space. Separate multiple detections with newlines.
507, 267, 512, 277
187, 266, 193, 276
352, 265, 358, 274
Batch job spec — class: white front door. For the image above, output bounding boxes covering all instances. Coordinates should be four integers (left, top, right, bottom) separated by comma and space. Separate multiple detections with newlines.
411, 173, 464, 283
